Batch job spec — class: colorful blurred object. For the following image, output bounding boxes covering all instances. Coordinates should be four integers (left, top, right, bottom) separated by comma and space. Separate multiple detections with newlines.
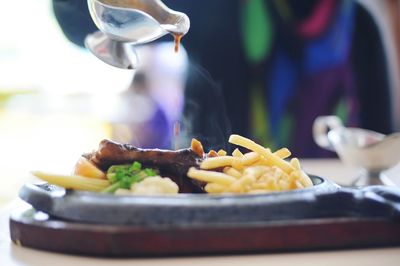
166, 0, 394, 157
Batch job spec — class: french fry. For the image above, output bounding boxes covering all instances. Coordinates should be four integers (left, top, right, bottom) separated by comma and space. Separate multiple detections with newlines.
271, 166, 285, 182
227, 175, 256, 193
243, 166, 270, 179
187, 168, 236, 186
229, 135, 295, 174
264, 176, 279, 191
229, 134, 271, 156
250, 182, 270, 190
204, 183, 226, 194
291, 170, 313, 188
223, 167, 242, 178
32, 171, 110, 192
232, 148, 244, 157
232, 157, 244, 171
295, 180, 305, 189
290, 158, 301, 170
200, 156, 234, 170
217, 149, 227, 156
240, 152, 260, 166
278, 179, 291, 191
299, 170, 313, 187
274, 148, 291, 159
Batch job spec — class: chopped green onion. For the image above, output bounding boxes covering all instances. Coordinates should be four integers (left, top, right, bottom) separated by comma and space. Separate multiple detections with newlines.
102, 181, 122, 193
102, 162, 159, 193
144, 168, 157, 177
130, 161, 142, 171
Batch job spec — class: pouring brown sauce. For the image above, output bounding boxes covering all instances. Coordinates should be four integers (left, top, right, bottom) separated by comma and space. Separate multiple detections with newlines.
162, 24, 185, 53
173, 34, 183, 53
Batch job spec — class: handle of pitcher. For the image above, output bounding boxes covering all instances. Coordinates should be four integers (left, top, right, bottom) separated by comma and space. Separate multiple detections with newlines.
313, 116, 343, 152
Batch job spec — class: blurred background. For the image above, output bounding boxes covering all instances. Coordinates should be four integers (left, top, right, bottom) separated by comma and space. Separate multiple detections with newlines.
0, 0, 399, 205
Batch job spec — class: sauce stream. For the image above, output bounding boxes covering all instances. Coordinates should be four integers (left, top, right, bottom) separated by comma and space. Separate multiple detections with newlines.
174, 34, 183, 53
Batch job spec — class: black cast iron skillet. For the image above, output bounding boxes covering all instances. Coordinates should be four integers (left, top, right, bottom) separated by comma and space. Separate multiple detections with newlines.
19, 175, 400, 226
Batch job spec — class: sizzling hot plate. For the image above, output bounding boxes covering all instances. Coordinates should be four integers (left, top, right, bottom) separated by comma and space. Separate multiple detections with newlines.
19, 175, 400, 226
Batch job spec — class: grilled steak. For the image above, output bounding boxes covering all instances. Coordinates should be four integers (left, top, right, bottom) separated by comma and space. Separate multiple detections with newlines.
84, 139, 204, 193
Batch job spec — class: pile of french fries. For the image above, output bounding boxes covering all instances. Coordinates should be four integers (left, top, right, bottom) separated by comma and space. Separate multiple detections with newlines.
187, 134, 313, 194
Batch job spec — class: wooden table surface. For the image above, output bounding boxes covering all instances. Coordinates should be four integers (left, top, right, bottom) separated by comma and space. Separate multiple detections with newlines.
1, 159, 400, 266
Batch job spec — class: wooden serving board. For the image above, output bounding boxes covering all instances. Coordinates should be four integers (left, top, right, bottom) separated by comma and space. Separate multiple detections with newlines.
9, 206, 400, 257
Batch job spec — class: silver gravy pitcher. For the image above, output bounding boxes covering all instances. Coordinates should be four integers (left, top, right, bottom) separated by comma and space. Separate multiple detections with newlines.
85, 0, 190, 69
313, 116, 400, 186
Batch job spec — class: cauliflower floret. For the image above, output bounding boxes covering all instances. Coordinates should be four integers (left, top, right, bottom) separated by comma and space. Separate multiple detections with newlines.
130, 176, 179, 195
